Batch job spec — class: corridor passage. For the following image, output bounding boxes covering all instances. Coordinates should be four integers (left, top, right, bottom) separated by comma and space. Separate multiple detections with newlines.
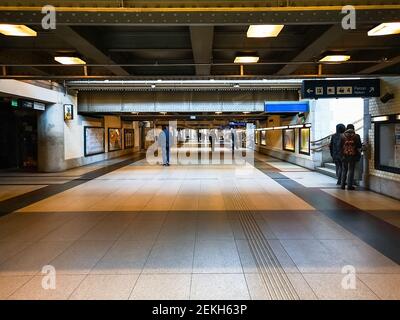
0, 153, 400, 300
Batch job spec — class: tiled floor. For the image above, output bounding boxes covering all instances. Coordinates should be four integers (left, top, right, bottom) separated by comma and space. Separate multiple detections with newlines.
0, 151, 399, 300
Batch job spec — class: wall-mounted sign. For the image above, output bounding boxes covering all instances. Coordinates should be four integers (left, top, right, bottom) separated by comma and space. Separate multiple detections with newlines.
265, 101, 309, 113
33, 102, 45, 111
20, 100, 33, 109
302, 79, 380, 99
84, 127, 105, 157
124, 128, 135, 149
11, 99, 18, 107
64, 104, 74, 120
283, 129, 296, 152
108, 128, 122, 152
299, 127, 311, 155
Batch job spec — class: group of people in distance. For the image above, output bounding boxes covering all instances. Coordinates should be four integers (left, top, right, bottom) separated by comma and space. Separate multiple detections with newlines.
329, 123, 363, 190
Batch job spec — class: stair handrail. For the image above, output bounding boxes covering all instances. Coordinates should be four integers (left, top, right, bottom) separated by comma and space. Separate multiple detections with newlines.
311, 118, 364, 145
310, 118, 364, 152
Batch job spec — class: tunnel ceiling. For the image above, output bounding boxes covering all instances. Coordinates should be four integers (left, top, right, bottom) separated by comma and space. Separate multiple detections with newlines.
0, 1, 399, 80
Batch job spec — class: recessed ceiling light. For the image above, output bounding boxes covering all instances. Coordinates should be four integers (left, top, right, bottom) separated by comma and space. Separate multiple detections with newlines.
0, 24, 37, 37
368, 23, 400, 36
247, 25, 284, 38
151, 84, 156, 88
243, 111, 250, 114
215, 111, 222, 114
234, 56, 259, 64
319, 55, 351, 62
54, 56, 86, 65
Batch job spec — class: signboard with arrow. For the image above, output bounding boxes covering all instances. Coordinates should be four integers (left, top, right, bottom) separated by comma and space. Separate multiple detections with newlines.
302, 79, 380, 99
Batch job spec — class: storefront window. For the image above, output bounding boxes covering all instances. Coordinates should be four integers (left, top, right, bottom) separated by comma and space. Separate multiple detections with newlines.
375, 121, 400, 174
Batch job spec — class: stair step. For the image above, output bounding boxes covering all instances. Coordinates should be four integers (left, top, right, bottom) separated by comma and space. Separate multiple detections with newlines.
324, 162, 336, 171
315, 166, 337, 179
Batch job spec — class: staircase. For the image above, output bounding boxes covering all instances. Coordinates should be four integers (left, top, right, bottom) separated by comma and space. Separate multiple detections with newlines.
315, 162, 337, 179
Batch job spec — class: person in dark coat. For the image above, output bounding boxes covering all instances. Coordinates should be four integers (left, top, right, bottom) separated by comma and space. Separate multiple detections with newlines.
159, 125, 170, 166
329, 124, 346, 185
340, 124, 362, 190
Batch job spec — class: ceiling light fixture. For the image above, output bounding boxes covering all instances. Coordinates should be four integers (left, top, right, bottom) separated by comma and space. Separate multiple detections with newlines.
215, 111, 222, 114
0, 24, 37, 37
54, 56, 86, 65
319, 55, 351, 62
368, 23, 400, 36
247, 25, 284, 38
234, 56, 259, 64
371, 116, 389, 122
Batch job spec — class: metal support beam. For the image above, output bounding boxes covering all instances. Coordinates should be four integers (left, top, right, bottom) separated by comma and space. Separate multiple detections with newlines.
359, 55, 400, 74
190, 26, 214, 76
1, 6, 400, 25
276, 25, 344, 76
54, 26, 130, 76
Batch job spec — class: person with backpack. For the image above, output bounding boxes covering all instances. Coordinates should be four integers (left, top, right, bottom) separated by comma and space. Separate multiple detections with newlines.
340, 124, 362, 190
329, 123, 346, 185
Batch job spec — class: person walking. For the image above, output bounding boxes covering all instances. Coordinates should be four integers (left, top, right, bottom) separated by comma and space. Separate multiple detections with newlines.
340, 124, 362, 190
159, 125, 170, 166
329, 124, 346, 185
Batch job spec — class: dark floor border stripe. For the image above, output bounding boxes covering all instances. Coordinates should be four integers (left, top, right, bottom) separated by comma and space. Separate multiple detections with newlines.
255, 163, 400, 265
0, 153, 145, 217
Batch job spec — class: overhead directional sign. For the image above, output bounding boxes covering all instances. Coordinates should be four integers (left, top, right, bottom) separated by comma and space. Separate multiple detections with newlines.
302, 79, 380, 99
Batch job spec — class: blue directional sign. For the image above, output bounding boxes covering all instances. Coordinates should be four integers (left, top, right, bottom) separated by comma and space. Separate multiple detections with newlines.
302, 79, 380, 99
265, 101, 309, 113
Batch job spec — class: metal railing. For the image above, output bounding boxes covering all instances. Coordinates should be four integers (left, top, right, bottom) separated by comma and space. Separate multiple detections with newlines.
311, 118, 364, 152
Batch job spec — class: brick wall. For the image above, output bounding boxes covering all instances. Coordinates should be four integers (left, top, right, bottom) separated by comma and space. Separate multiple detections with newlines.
368, 77, 400, 184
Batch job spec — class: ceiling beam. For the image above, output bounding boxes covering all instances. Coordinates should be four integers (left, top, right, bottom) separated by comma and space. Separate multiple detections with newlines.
358, 55, 400, 74
1, 6, 400, 25
276, 25, 344, 76
190, 26, 214, 76
54, 26, 130, 76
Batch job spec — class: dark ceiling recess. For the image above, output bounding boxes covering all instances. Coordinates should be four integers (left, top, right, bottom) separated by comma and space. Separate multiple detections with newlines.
0, 2, 399, 80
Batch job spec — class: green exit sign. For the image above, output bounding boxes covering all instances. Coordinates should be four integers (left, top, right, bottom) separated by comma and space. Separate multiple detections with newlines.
11, 99, 18, 107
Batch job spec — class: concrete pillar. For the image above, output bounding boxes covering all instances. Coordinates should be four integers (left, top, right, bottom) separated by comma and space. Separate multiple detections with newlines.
37, 103, 66, 172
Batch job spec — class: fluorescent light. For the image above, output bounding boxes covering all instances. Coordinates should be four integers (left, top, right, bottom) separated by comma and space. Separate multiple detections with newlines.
234, 56, 259, 64
215, 111, 222, 114
305, 123, 312, 128
0, 24, 37, 37
368, 23, 400, 36
55, 57, 86, 65
397, 115, 400, 120
320, 55, 351, 62
372, 116, 389, 122
247, 25, 284, 38
273, 126, 289, 130
289, 124, 305, 129
243, 111, 250, 114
